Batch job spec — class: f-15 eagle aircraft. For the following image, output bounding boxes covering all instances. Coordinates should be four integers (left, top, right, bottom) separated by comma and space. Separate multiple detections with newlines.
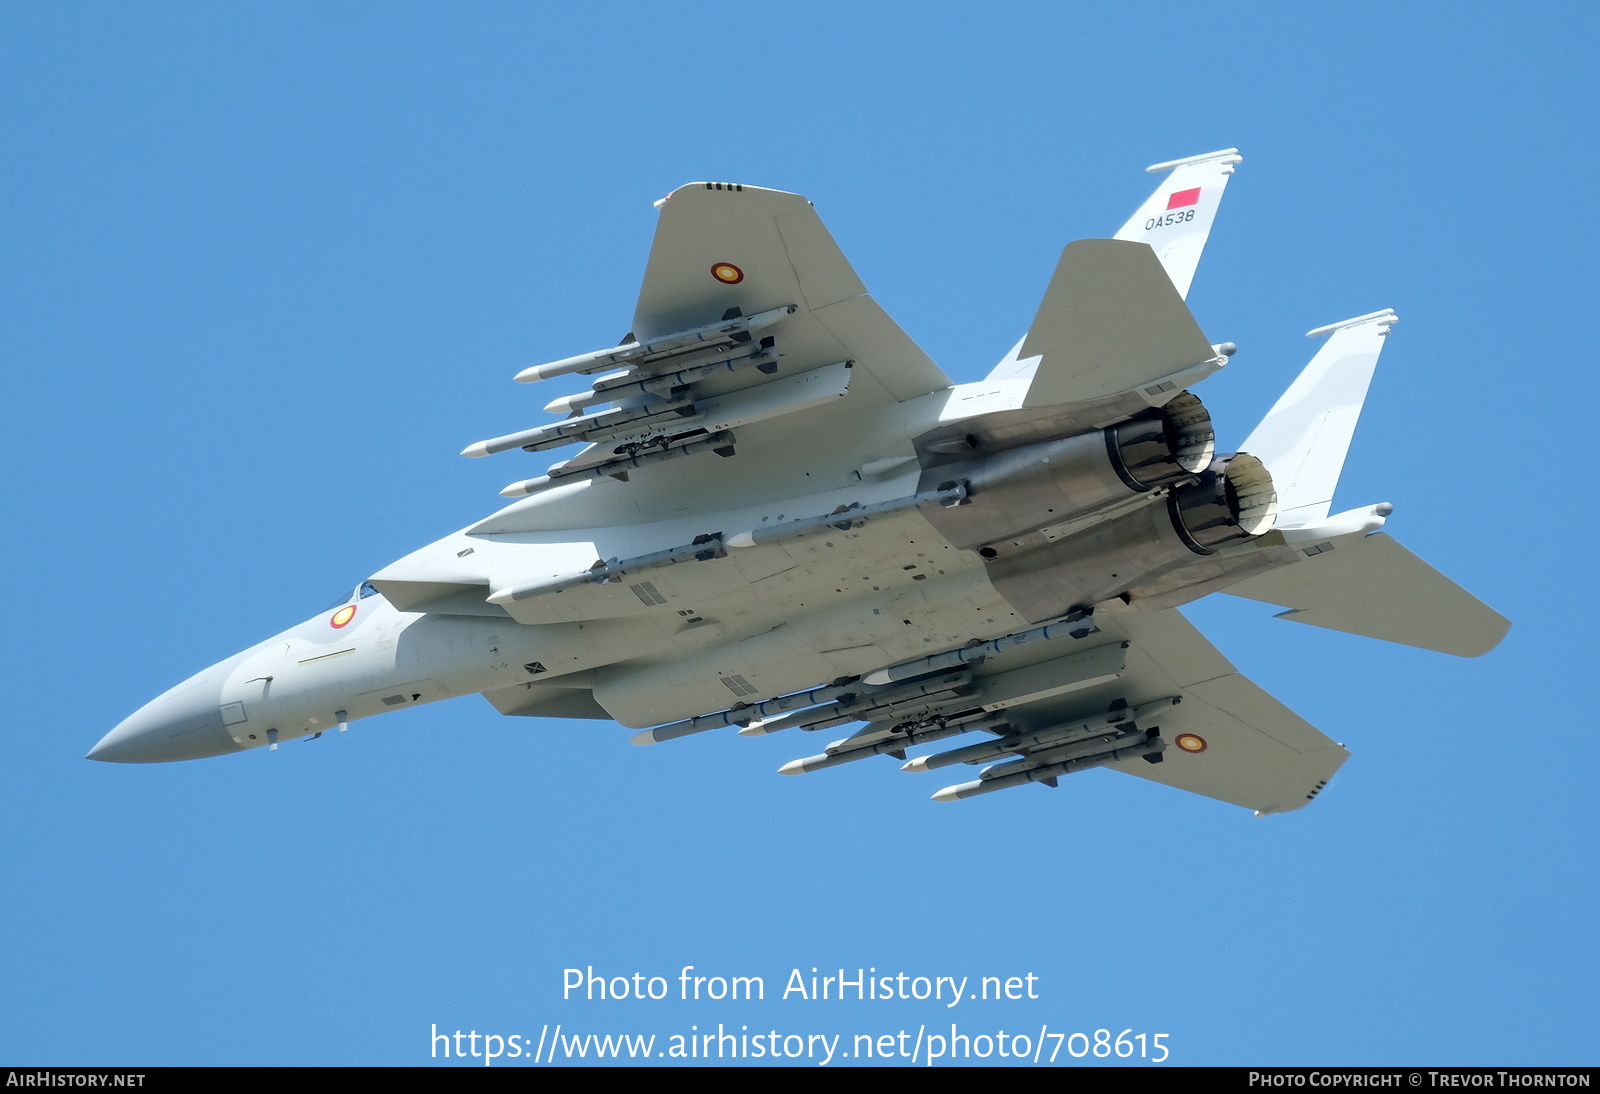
92, 149, 1509, 813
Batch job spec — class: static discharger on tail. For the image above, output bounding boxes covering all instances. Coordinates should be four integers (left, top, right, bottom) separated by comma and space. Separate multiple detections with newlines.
93, 152, 1509, 815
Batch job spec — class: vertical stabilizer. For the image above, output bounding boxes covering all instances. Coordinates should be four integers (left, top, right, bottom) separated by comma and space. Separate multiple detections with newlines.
1113, 148, 1243, 299
1241, 310, 1398, 526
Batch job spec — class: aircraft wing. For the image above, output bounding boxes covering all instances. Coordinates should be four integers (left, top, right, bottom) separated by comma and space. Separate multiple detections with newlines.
1086, 608, 1348, 814
478, 182, 953, 500
764, 605, 1349, 815
633, 183, 951, 403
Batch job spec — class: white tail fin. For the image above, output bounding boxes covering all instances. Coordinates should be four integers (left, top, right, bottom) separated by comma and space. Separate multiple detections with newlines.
1113, 148, 1243, 299
1241, 309, 1398, 526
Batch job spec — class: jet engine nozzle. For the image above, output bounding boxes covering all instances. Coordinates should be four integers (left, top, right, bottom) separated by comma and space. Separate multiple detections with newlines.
1105, 391, 1216, 488
920, 392, 1217, 552
1169, 452, 1278, 553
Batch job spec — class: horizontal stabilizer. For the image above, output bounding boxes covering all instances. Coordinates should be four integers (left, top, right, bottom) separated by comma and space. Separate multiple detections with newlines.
1018, 239, 1219, 408
1224, 531, 1509, 657
1242, 309, 1396, 525
1113, 147, 1243, 299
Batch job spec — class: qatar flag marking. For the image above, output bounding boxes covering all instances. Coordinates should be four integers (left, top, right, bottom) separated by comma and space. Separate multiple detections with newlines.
1166, 187, 1201, 210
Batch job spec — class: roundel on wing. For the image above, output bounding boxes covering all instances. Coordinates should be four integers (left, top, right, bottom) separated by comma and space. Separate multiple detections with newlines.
330, 605, 357, 628
1174, 733, 1207, 754
710, 261, 744, 284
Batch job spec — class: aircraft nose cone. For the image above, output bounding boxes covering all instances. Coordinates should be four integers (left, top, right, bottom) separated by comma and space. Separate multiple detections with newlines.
90, 663, 244, 763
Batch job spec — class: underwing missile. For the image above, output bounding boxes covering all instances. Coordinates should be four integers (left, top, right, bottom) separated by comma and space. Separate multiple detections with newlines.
736, 671, 975, 736
543, 339, 779, 415
931, 734, 1166, 801
862, 610, 1095, 686
902, 696, 1179, 772
500, 430, 735, 497
778, 713, 1014, 775
513, 304, 795, 383
462, 395, 697, 458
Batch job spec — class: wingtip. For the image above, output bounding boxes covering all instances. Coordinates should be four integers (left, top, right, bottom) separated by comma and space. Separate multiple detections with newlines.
1305, 309, 1398, 339
1144, 148, 1243, 173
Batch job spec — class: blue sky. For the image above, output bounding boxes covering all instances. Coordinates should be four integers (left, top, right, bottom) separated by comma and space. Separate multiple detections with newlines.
3, 1, 1595, 1066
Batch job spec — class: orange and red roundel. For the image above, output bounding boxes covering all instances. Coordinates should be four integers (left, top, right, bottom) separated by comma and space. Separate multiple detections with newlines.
330, 605, 357, 629
1174, 732, 1207, 754
710, 261, 744, 284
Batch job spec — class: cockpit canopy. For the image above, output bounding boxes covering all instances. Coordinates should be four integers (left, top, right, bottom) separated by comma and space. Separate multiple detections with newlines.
323, 581, 383, 610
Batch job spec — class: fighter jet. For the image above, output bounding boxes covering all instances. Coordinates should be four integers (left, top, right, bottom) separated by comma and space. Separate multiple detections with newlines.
91, 149, 1509, 813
